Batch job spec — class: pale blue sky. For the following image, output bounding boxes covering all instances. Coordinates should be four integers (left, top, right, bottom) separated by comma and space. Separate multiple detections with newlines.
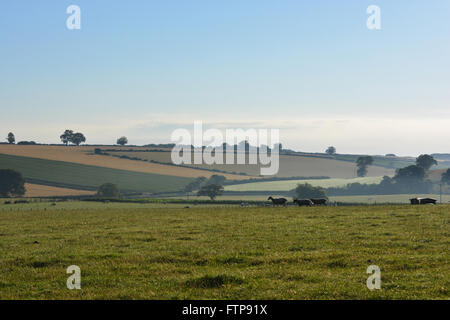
1, 1, 449, 155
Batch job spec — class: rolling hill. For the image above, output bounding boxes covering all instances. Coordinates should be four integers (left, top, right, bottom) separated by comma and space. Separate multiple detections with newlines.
0, 153, 192, 193
0, 145, 247, 180
107, 150, 395, 178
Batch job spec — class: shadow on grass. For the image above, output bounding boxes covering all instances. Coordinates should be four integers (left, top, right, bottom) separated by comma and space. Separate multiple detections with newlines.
185, 275, 244, 288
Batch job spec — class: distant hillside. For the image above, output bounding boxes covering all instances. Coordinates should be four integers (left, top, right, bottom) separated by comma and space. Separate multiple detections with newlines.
428, 169, 449, 183
0, 153, 193, 193
0, 145, 248, 180
107, 150, 395, 178
432, 153, 450, 161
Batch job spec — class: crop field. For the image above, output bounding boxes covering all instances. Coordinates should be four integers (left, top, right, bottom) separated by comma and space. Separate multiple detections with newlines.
24, 184, 96, 197
111, 151, 394, 178
0, 202, 448, 299
225, 176, 386, 192
0, 145, 246, 180
0, 154, 192, 193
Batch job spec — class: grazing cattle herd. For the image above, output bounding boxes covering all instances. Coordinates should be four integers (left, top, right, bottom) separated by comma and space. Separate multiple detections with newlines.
269, 197, 328, 207
267, 197, 440, 207
409, 197, 437, 205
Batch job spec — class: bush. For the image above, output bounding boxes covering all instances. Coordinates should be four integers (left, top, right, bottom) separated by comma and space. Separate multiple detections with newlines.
294, 183, 327, 199
0, 169, 26, 197
17, 141, 37, 145
97, 183, 120, 198
197, 184, 224, 200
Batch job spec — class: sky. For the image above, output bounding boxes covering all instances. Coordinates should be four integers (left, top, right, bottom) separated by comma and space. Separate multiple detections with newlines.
1, 0, 449, 156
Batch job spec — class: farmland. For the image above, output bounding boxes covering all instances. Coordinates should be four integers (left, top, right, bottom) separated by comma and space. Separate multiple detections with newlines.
225, 176, 386, 192
0, 145, 246, 180
24, 184, 95, 197
0, 202, 448, 299
110, 151, 395, 178
0, 153, 192, 193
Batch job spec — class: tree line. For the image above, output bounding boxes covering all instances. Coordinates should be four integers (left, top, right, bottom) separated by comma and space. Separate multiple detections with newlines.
4, 131, 131, 147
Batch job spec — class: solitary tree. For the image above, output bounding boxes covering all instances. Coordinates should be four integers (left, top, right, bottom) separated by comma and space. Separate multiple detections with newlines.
441, 169, 450, 185
71, 132, 86, 146
60, 130, 74, 145
7, 132, 15, 144
416, 154, 438, 171
325, 146, 336, 155
116, 136, 128, 146
197, 184, 224, 200
0, 169, 26, 197
97, 183, 120, 198
356, 156, 374, 177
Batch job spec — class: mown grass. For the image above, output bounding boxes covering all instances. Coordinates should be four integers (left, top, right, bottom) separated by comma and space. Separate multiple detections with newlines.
0, 203, 448, 299
0, 153, 192, 193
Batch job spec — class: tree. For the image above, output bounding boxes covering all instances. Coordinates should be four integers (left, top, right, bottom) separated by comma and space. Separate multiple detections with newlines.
325, 146, 336, 155
60, 130, 74, 145
294, 183, 327, 199
97, 183, 120, 198
117, 136, 128, 146
0, 169, 26, 197
441, 169, 450, 185
394, 165, 426, 185
416, 154, 437, 171
207, 174, 226, 186
197, 184, 224, 200
184, 177, 207, 193
7, 132, 15, 144
71, 132, 86, 146
356, 156, 374, 177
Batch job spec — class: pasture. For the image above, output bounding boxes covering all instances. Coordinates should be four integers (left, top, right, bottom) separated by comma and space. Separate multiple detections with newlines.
0, 202, 448, 299
225, 176, 386, 192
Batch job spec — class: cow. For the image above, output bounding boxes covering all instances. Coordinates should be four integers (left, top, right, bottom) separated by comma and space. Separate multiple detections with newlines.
293, 199, 313, 207
410, 198, 437, 205
310, 198, 328, 206
268, 197, 288, 206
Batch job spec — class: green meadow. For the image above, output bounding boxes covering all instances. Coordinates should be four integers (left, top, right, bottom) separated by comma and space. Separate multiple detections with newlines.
0, 202, 448, 299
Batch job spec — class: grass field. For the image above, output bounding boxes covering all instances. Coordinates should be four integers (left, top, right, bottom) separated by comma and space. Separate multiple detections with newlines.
0, 153, 192, 193
225, 176, 386, 192
111, 151, 394, 178
0, 202, 448, 299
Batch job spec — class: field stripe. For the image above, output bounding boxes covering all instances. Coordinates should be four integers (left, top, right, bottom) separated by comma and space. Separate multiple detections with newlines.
0, 153, 192, 193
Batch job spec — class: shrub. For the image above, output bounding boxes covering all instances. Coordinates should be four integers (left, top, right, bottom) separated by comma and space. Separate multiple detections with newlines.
294, 183, 327, 199
0, 169, 26, 197
97, 183, 120, 198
